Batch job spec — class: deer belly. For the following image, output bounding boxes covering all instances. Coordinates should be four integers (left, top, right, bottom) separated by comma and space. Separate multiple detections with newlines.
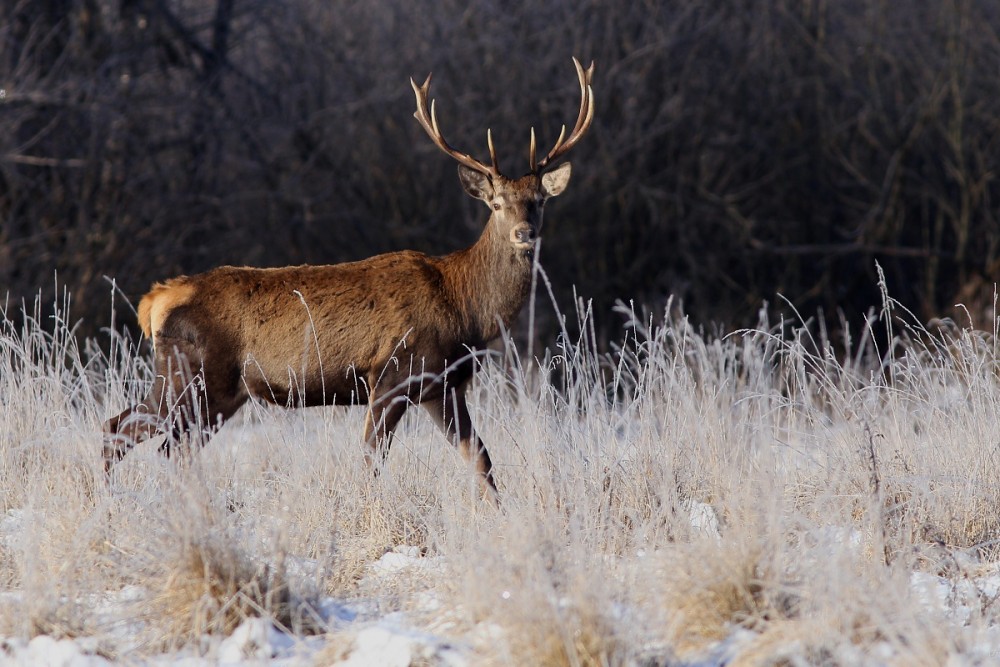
240, 357, 370, 407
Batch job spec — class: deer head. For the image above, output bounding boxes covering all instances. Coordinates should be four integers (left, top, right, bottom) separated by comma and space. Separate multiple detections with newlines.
411, 57, 594, 258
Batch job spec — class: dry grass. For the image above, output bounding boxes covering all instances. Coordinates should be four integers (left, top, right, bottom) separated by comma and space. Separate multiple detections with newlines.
1, 292, 1000, 663
664, 540, 778, 656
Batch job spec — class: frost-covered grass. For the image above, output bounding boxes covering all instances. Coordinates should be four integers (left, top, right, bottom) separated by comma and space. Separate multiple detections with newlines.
2, 285, 1000, 665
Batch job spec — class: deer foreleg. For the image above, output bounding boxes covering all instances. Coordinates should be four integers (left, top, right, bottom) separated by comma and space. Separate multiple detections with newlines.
423, 390, 498, 505
362, 392, 410, 475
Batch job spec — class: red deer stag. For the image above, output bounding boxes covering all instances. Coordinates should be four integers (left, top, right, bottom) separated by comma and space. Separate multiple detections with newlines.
102, 58, 595, 501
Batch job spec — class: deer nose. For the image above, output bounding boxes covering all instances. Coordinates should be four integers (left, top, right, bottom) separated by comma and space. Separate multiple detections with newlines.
513, 227, 536, 244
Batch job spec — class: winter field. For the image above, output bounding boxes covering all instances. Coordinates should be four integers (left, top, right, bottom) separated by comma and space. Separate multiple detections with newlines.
2, 281, 1000, 666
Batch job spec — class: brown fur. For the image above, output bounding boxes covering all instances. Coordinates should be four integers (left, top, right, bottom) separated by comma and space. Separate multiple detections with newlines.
103, 62, 592, 503
138, 278, 196, 341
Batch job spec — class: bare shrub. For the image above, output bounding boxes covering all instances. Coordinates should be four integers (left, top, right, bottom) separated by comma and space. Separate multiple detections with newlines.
4, 1, 1000, 343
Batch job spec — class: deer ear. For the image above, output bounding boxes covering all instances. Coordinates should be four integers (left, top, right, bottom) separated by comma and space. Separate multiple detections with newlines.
541, 162, 571, 198
458, 165, 494, 202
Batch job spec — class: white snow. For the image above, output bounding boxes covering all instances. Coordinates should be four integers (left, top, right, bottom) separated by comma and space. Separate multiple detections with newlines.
217, 619, 292, 663
333, 622, 465, 667
366, 545, 444, 579
6, 517, 1000, 666
2, 485, 1000, 667
0, 537, 470, 667
2, 635, 111, 667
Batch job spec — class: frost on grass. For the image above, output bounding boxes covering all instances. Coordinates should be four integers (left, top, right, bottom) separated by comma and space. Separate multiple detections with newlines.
2, 289, 1000, 664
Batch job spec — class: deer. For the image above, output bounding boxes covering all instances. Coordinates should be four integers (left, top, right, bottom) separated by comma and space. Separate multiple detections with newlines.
102, 57, 595, 502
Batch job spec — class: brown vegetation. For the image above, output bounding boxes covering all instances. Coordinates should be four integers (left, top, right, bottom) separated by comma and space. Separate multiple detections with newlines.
3, 1, 1000, 343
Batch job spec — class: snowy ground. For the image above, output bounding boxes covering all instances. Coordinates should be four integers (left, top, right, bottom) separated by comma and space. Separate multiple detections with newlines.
0, 558, 454, 666
5, 299, 1000, 665
5, 501, 1000, 666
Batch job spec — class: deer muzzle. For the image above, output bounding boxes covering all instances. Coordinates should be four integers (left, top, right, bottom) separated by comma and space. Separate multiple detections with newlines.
510, 226, 536, 246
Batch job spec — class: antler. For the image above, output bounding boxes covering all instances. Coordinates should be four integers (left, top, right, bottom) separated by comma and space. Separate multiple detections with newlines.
411, 74, 500, 176
530, 57, 595, 173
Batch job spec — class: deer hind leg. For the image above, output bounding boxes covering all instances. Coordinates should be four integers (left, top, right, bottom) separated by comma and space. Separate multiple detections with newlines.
362, 389, 410, 476
102, 366, 191, 474
103, 349, 187, 474
423, 389, 499, 505
103, 398, 164, 474
103, 336, 245, 475
156, 389, 205, 464
155, 338, 248, 464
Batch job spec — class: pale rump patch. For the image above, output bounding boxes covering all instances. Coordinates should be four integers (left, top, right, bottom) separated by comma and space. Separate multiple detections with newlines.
136, 278, 195, 343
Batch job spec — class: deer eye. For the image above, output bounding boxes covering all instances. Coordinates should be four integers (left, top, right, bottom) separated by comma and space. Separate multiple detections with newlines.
492, 202, 501, 211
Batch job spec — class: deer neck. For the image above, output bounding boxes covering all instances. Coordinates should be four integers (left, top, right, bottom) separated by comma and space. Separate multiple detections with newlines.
443, 219, 534, 344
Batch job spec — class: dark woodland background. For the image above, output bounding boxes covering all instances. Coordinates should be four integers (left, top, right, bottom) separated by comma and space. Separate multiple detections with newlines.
2, 0, 1000, 347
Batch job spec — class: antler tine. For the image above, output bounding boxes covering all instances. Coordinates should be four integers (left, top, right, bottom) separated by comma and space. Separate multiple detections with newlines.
487, 128, 500, 173
410, 74, 498, 177
534, 57, 596, 172
529, 127, 536, 173
570, 57, 595, 134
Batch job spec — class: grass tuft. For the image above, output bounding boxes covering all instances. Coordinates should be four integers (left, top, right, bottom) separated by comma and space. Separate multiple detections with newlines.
149, 536, 287, 643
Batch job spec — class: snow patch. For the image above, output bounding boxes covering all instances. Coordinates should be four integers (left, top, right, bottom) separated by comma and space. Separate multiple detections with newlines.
367, 546, 443, 578
334, 621, 467, 667
218, 618, 294, 663
4, 635, 110, 667
686, 500, 720, 539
